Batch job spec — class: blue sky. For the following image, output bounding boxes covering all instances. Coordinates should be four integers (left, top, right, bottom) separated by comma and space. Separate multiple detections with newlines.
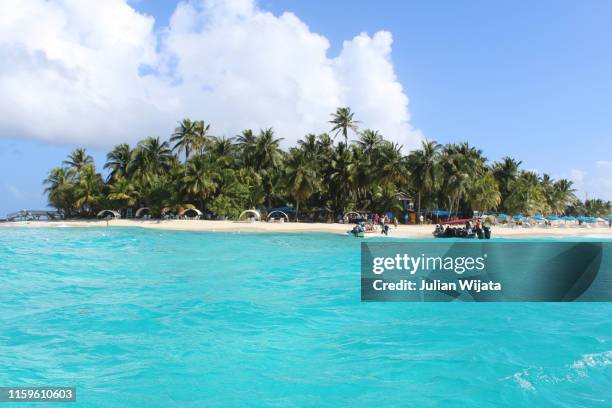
1, 0, 611, 216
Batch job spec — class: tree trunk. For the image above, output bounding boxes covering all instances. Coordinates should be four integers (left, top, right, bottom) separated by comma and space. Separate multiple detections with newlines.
417, 191, 422, 223
296, 199, 300, 222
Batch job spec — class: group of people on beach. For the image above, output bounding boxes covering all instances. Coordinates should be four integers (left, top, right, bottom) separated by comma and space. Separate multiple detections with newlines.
434, 220, 491, 239
348, 212, 398, 236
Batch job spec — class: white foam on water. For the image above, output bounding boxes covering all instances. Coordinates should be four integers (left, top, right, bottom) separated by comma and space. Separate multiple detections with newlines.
512, 370, 536, 391
569, 351, 612, 377
503, 351, 612, 390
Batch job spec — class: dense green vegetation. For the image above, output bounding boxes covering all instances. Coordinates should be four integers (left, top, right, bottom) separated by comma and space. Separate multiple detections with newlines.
43, 108, 611, 220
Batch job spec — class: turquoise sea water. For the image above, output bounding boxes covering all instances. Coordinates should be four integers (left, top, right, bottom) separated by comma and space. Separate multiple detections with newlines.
0, 227, 611, 407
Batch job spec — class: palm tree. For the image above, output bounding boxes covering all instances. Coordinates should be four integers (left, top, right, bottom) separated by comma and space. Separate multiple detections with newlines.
63, 148, 93, 176
492, 157, 522, 210
298, 134, 319, 162
236, 129, 257, 168
193, 120, 213, 156
583, 199, 612, 217
469, 172, 501, 214
377, 141, 408, 189
407, 140, 440, 219
209, 136, 236, 167
252, 128, 284, 207
129, 137, 173, 186
104, 143, 131, 182
74, 164, 103, 214
284, 149, 320, 221
43, 167, 76, 216
329, 107, 359, 145
550, 179, 576, 214
328, 143, 354, 215
107, 176, 138, 208
171, 119, 196, 161
184, 156, 218, 211
438, 142, 486, 216
43, 167, 71, 193
504, 171, 548, 214
356, 129, 383, 154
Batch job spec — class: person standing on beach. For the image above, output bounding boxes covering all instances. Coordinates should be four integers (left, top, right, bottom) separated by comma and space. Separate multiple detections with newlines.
419, 214, 424, 225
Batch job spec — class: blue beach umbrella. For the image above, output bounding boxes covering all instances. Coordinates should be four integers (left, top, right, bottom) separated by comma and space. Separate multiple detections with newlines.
546, 215, 560, 221
497, 214, 509, 219
533, 215, 545, 221
562, 216, 576, 221
512, 214, 526, 220
431, 210, 450, 217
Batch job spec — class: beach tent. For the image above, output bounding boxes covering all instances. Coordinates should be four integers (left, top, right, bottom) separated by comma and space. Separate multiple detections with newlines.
267, 210, 289, 223
179, 208, 203, 219
97, 210, 120, 219
135, 207, 150, 218
238, 209, 261, 222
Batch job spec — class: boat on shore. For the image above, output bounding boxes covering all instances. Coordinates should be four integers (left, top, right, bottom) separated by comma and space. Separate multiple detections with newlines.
433, 218, 491, 239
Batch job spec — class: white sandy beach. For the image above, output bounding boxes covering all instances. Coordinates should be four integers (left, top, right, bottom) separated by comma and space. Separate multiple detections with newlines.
2, 219, 612, 239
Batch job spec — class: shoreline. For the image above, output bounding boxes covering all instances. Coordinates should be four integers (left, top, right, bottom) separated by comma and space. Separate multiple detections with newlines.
2, 219, 612, 239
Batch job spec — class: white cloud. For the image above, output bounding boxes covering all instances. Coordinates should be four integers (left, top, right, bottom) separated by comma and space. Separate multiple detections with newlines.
0, 0, 422, 149
568, 169, 586, 185
565, 165, 612, 202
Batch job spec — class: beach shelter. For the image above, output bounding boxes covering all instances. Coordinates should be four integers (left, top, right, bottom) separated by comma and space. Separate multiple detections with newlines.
607, 216, 612, 221
267, 210, 289, 223
512, 214, 526, 220
238, 209, 261, 222
179, 208, 203, 219
135, 207, 151, 218
562, 215, 576, 221
533, 215, 546, 221
496, 214, 509, 219
97, 210, 120, 219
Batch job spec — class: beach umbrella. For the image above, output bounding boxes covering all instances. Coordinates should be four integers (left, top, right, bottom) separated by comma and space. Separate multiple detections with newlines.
607, 216, 612, 221
533, 215, 545, 220
546, 215, 560, 221
497, 214, 509, 219
512, 214, 526, 220
562, 216, 576, 221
